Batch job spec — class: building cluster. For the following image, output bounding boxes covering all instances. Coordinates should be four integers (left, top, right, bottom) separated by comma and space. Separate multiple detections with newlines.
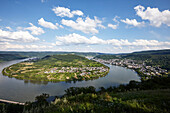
44, 66, 109, 76
94, 58, 168, 77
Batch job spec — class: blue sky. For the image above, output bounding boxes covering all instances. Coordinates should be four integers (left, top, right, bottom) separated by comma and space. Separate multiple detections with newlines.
0, 0, 170, 53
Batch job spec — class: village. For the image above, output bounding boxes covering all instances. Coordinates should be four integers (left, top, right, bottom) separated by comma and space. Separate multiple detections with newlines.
93, 58, 168, 78
44, 66, 109, 77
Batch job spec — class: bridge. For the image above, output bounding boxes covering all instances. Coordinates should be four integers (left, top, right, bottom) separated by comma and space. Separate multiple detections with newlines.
0, 99, 25, 105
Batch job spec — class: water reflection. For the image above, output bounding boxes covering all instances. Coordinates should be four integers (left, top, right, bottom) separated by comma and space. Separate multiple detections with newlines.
24, 80, 49, 85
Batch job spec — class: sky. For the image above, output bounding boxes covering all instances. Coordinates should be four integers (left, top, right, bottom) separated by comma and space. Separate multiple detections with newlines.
0, 0, 170, 53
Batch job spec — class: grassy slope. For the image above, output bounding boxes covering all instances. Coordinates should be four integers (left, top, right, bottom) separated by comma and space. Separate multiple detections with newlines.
49, 77, 170, 113
49, 89, 170, 113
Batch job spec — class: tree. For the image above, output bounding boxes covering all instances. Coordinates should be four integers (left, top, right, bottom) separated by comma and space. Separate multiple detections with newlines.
35, 93, 49, 105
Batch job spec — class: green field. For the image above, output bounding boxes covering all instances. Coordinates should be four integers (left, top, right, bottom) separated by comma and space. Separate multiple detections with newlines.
2, 54, 109, 82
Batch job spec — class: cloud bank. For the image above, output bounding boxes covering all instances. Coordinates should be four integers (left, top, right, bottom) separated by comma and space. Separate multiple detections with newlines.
55, 33, 170, 48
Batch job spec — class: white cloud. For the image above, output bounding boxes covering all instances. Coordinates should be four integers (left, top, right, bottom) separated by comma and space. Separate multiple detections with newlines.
59, 25, 64, 28
25, 23, 45, 35
121, 18, 145, 27
38, 18, 59, 29
108, 24, 118, 29
52, 6, 83, 18
56, 33, 91, 45
61, 16, 105, 34
16, 27, 23, 30
55, 33, 170, 49
1, 31, 169, 52
131, 39, 170, 46
41, 0, 48, 3
108, 16, 120, 29
134, 5, 170, 27
72, 10, 84, 16
108, 39, 131, 46
5, 26, 12, 30
113, 16, 120, 23
0, 29, 39, 42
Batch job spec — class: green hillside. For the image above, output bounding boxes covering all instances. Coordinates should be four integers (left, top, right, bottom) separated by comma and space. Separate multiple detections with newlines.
0, 54, 27, 63
2, 54, 109, 82
132, 49, 170, 55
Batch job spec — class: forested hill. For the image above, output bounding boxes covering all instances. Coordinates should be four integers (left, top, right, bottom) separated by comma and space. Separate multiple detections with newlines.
94, 49, 170, 59
121, 49, 170, 60
0, 54, 27, 63
0, 51, 104, 58
131, 49, 170, 55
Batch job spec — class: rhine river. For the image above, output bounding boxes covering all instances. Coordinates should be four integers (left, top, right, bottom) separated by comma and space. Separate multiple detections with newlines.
0, 59, 140, 102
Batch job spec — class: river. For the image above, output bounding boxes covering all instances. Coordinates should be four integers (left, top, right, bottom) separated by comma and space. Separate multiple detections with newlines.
0, 59, 140, 102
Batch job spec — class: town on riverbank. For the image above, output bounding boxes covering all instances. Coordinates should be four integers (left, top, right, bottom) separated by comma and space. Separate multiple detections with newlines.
44, 66, 109, 80
94, 58, 168, 80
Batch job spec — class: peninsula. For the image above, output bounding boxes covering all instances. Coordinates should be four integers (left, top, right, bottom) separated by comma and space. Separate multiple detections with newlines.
2, 54, 109, 82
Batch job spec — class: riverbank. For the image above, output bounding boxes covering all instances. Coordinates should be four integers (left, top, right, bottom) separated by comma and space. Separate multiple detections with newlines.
94, 58, 169, 81
0, 59, 139, 103
2, 55, 110, 82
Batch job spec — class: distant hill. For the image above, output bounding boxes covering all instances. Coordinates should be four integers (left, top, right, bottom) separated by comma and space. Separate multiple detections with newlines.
0, 51, 105, 58
121, 49, 170, 59
132, 49, 170, 55
0, 54, 27, 62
